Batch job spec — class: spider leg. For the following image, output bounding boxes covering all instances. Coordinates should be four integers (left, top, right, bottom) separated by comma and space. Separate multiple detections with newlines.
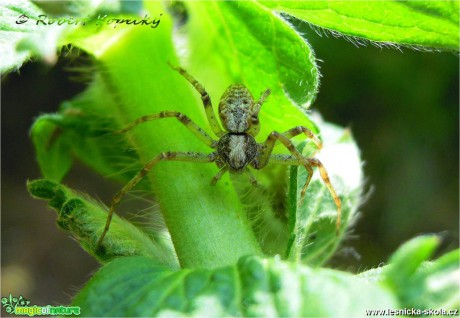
252, 131, 341, 233
115, 111, 217, 148
254, 130, 319, 169
262, 154, 341, 234
252, 89, 271, 115
210, 166, 228, 185
168, 63, 224, 137
252, 132, 312, 200
244, 167, 259, 187
308, 158, 342, 233
260, 152, 312, 192
97, 151, 217, 248
248, 89, 271, 136
250, 127, 323, 199
282, 126, 323, 152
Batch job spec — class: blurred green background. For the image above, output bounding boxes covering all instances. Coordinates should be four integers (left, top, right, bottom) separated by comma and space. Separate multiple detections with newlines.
2, 20, 458, 306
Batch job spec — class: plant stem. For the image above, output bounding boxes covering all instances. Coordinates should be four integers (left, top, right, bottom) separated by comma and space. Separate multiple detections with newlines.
95, 20, 262, 268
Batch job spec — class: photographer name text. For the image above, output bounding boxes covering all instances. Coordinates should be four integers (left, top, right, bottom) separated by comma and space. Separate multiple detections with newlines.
15, 13, 162, 29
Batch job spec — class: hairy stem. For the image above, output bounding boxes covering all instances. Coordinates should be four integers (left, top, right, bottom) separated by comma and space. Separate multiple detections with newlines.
94, 18, 262, 268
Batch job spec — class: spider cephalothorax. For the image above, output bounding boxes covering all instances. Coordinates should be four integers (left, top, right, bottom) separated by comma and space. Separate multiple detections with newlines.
216, 133, 258, 173
97, 64, 342, 247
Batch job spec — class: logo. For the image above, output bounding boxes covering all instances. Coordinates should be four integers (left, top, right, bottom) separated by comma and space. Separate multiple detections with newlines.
1, 294, 80, 316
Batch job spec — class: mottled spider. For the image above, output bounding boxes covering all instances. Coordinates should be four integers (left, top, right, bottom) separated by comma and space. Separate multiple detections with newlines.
97, 65, 341, 247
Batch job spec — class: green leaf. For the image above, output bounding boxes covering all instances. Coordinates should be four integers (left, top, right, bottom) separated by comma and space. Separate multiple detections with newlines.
30, 115, 73, 182
286, 117, 363, 265
0, 0, 148, 73
72, 255, 398, 317
383, 235, 460, 309
266, 1, 459, 50
359, 236, 460, 310
0, 0, 63, 72
27, 179, 179, 268
30, 84, 142, 184
177, 1, 320, 136
419, 250, 460, 309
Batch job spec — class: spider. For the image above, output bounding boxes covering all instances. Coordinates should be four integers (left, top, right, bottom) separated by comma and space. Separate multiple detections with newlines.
96, 64, 341, 247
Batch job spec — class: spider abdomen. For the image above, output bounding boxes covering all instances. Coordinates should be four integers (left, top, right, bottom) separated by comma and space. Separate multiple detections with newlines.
218, 84, 254, 133
217, 133, 258, 172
